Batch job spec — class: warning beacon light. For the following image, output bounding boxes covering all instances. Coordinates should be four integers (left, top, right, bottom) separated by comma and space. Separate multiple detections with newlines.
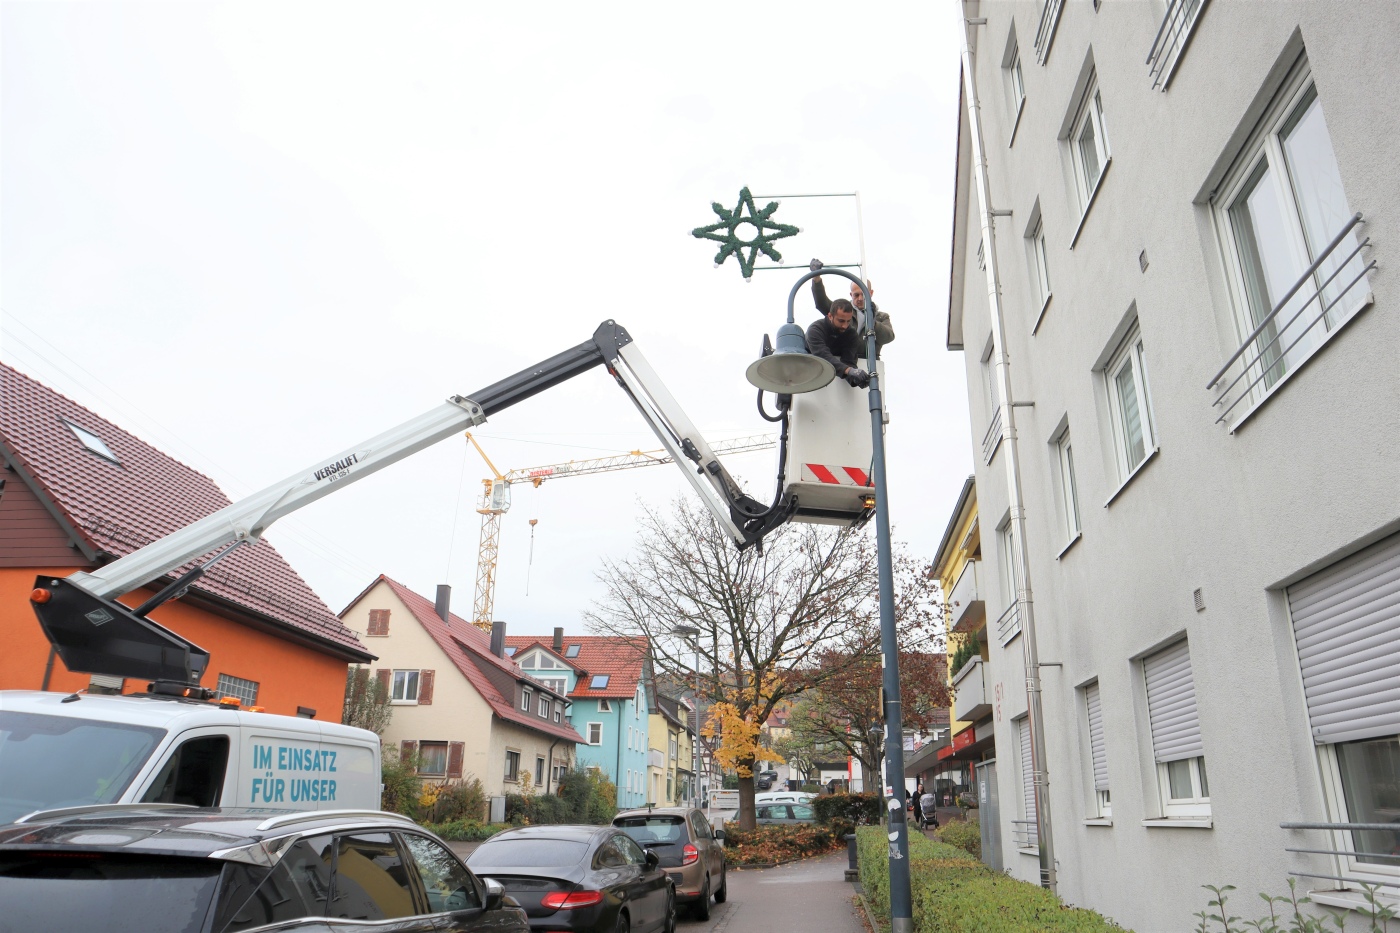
746, 321, 835, 395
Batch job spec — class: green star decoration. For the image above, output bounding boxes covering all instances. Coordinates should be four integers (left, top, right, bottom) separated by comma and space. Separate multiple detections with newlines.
691, 187, 800, 280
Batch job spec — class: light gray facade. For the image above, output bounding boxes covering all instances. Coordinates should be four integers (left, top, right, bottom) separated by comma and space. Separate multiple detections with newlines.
948, 1, 1400, 929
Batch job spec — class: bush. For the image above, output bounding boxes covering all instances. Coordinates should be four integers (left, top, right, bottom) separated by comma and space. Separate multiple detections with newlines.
421, 777, 487, 824
813, 792, 882, 826
381, 750, 422, 816
505, 792, 574, 825
556, 767, 618, 824
420, 819, 509, 842
856, 827, 1128, 932
935, 820, 981, 861
800, 783, 820, 794
723, 824, 846, 866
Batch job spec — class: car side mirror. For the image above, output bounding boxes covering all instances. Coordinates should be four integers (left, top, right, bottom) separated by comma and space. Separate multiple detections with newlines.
645, 850, 660, 868
713, 829, 726, 844
483, 877, 506, 911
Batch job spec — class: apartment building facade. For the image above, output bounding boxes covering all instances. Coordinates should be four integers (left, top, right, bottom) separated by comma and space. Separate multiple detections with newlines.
949, 1, 1400, 928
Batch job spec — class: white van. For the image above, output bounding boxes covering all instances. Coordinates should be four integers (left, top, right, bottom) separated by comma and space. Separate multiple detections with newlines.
0, 689, 382, 824
754, 791, 817, 805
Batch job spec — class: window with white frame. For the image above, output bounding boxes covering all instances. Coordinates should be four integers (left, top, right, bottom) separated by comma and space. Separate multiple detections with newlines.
535, 756, 546, 785
504, 750, 520, 782
1143, 640, 1209, 818
1104, 324, 1157, 480
538, 695, 549, 718
588, 722, 603, 745
1017, 717, 1039, 848
997, 519, 1020, 609
1083, 681, 1110, 818
521, 688, 532, 712
554, 703, 563, 723
1004, 34, 1026, 134
1055, 428, 1081, 539
598, 699, 612, 713
1069, 77, 1111, 212
1147, 0, 1208, 90
391, 670, 420, 704
538, 677, 567, 694
1289, 531, 1400, 873
1212, 56, 1369, 412
1029, 216, 1051, 313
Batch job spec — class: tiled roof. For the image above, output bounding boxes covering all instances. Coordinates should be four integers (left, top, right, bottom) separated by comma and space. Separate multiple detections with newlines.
505, 634, 647, 698
0, 363, 370, 659
374, 578, 581, 743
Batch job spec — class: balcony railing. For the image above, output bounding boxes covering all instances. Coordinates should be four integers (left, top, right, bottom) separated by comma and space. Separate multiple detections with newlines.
982, 407, 1004, 465
1146, 0, 1208, 90
1012, 818, 1039, 849
1033, 0, 1063, 65
1280, 820, 1400, 891
949, 559, 985, 634
995, 601, 1021, 646
953, 657, 991, 723
1208, 213, 1375, 428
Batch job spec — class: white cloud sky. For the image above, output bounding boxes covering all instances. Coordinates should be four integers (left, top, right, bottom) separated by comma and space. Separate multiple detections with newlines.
1, 1, 973, 638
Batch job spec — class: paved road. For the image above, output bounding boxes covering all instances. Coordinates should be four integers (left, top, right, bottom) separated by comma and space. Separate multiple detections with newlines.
450, 842, 868, 933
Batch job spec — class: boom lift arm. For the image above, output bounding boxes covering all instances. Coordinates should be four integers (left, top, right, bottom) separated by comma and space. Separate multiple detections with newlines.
30, 321, 786, 685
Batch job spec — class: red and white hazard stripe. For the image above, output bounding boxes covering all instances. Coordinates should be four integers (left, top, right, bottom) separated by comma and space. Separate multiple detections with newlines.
802, 464, 872, 486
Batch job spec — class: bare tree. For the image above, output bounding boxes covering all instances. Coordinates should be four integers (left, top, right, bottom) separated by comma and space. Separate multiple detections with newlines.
586, 498, 939, 828
342, 667, 393, 735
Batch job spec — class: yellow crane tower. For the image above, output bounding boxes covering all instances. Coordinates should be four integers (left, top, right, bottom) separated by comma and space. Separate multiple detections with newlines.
463, 432, 777, 632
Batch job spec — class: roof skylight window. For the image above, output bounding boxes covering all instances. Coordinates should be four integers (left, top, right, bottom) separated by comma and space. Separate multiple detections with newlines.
590, 674, 610, 689
65, 421, 120, 464
566, 645, 581, 658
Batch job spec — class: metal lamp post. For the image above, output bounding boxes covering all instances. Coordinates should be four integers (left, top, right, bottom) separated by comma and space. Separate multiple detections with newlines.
674, 625, 703, 809
749, 268, 913, 933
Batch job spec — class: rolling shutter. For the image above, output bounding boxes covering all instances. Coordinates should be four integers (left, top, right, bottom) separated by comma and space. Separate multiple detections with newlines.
1085, 681, 1109, 791
1288, 531, 1400, 745
1018, 717, 1037, 845
1143, 640, 1204, 763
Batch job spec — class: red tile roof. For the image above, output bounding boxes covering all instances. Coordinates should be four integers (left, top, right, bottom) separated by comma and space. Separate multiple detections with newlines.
373, 578, 582, 743
0, 363, 370, 660
505, 634, 648, 698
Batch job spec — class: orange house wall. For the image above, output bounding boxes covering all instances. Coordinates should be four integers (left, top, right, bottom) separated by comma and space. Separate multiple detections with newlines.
3, 567, 351, 719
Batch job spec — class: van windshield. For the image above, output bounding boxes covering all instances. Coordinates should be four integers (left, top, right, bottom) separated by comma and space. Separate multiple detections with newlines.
0, 711, 166, 823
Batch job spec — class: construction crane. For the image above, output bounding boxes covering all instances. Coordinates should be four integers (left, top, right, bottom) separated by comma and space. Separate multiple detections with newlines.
464, 432, 777, 631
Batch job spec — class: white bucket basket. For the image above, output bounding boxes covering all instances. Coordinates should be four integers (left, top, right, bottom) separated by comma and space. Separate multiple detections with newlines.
784, 361, 884, 526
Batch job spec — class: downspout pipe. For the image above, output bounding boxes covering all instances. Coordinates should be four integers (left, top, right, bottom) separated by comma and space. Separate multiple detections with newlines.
957, 2, 1057, 894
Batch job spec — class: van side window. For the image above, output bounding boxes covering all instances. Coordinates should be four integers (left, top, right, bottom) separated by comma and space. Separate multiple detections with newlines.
141, 736, 230, 807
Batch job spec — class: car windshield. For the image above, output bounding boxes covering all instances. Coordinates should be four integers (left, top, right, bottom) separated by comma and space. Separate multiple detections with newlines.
0, 852, 221, 933
0, 711, 166, 823
469, 838, 590, 868
614, 817, 687, 848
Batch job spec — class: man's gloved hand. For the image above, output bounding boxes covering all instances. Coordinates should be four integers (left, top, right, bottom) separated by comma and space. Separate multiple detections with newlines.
844, 368, 871, 389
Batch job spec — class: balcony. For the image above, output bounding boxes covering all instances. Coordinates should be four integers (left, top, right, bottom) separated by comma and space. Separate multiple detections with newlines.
1208, 213, 1375, 431
648, 749, 665, 769
952, 657, 991, 723
995, 601, 1021, 646
948, 560, 985, 635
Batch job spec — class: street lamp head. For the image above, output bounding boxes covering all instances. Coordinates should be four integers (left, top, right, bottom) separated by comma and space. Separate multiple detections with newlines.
745, 322, 835, 395
673, 625, 700, 638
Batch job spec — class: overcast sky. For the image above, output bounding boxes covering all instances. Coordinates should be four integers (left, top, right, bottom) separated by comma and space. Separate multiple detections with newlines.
1, 2, 972, 639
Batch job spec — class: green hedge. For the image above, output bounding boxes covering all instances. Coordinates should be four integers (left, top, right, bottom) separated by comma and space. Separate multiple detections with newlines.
856, 827, 1130, 932
419, 820, 508, 842
935, 820, 981, 861
813, 792, 883, 826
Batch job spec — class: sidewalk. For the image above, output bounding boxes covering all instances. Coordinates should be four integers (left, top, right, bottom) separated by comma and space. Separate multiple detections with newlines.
682, 850, 867, 933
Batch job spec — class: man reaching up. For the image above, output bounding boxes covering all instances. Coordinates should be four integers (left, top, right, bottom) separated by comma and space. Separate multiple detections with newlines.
806, 298, 870, 388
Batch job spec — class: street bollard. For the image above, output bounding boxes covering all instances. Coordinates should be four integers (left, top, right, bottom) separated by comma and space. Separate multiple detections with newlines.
844, 833, 859, 882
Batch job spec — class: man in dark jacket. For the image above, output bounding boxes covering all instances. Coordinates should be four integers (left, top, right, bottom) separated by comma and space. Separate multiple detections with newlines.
806, 298, 870, 388
812, 275, 896, 353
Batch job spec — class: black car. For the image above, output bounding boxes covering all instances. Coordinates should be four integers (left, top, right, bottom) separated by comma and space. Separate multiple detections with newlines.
0, 804, 527, 933
468, 824, 674, 933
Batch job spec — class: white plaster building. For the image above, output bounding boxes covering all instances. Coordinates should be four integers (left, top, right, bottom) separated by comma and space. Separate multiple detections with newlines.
948, 1, 1400, 928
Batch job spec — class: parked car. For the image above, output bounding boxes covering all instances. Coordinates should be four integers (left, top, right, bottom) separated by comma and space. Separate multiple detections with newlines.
754, 802, 818, 825
468, 824, 674, 933
0, 804, 526, 933
754, 769, 779, 790
613, 806, 727, 920
754, 791, 816, 805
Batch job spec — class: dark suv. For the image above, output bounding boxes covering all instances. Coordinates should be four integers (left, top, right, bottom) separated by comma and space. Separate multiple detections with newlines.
0, 804, 528, 933
613, 807, 726, 920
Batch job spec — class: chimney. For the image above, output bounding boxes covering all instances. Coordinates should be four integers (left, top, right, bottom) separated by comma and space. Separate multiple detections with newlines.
490, 619, 507, 658
553, 627, 564, 652
434, 585, 452, 623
